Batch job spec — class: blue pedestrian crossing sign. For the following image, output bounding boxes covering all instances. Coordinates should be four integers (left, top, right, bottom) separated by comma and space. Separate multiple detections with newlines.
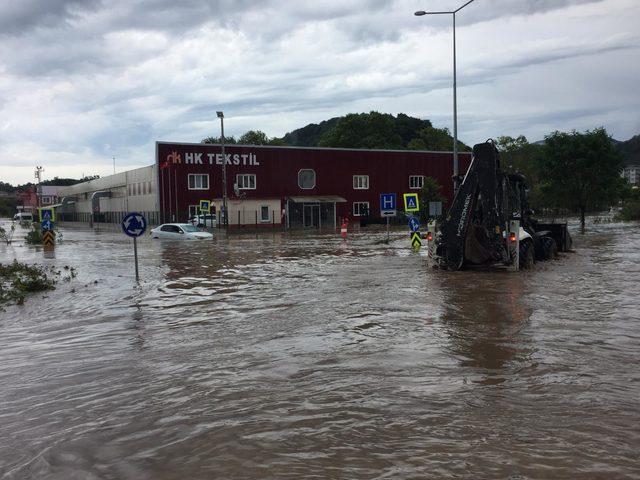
403, 193, 420, 213
39, 207, 55, 222
408, 216, 420, 233
122, 212, 147, 238
380, 193, 397, 217
199, 199, 211, 213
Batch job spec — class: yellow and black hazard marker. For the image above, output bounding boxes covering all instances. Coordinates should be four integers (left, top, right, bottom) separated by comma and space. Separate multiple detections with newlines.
42, 230, 55, 247
411, 231, 422, 250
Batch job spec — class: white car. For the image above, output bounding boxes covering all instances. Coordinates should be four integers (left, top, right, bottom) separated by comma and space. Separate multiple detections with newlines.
13, 212, 34, 222
189, 214, 217, 227
150, 223, 213, 240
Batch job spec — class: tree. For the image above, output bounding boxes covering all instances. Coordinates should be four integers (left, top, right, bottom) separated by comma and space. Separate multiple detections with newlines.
538, 128, 624, 231
408, 126, 470, 152
238, 130, 269, 145
418, 177, 446, 223
267, 137, 287, 146
318, 112, 404, 149
201, 136, 237, 144
494, 135, 545, 209
496, 135, 529, 152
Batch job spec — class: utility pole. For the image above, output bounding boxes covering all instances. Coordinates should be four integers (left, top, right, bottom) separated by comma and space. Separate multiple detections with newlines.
113, 157, 116, 175
415, 0, 475, 195
35, 166, 44, 208
217, 111, 228, 228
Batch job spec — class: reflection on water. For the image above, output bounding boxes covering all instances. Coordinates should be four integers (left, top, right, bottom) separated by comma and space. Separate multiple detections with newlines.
439, 271, 533, 372
0, 221, 639, 478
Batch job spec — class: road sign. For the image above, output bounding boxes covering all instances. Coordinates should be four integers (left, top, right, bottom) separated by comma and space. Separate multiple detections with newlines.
42, 230, 55, 246
41, 219, 54, 231
403, 193, 420, 213
199, 200, 211, 213
380, 193, 397, 217
429, 201, 443, 217
408, 216, 420, 233
411, 232, 422, 249
122, 212, 147, 238
122, 212, 147, 282
39, 207, 55, 222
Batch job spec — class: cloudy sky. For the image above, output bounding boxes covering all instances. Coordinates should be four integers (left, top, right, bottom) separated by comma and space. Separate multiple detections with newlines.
1, 0, 639, 185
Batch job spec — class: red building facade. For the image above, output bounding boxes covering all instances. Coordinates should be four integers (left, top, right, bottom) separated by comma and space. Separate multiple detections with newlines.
156, 142, 472, 228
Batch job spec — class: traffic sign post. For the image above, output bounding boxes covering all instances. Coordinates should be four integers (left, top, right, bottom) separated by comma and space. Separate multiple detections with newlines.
408, 216, 420, 233
411, 232, 422, 249
39, 207, 55, 222
199, 200, 211, 228
380, 193, 397, 242
42, 230, 55, 247
407, 215, 421, 250
403, 193, 420, 213
122, 212, 147, 282
429, 201, 443, 218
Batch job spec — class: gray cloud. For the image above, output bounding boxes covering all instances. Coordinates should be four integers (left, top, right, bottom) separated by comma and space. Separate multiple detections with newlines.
0, 0, 101, 35
0, 0, 638, 184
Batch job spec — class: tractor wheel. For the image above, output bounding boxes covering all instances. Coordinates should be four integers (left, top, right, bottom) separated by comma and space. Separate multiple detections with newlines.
519, 240, 535, 270
542, 237, 558, 259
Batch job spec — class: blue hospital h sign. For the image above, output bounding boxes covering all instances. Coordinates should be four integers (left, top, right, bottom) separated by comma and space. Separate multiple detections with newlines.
380, 193, 397, 217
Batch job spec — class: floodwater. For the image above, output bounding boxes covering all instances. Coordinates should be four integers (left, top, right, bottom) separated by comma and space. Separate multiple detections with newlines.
1, 220, 639, 479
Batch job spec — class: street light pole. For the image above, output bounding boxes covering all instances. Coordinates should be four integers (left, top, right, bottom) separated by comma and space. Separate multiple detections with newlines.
415, 0, 475, 195
217, 111, 228, 228
452, 11, 458, 192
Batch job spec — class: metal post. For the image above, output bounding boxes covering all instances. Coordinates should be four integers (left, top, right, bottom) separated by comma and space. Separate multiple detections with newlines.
415, 1, 475, 196
452, 12, 459, 194
386, 216, 390, 243
133, 236, 140, 281
218, 112, 228, 228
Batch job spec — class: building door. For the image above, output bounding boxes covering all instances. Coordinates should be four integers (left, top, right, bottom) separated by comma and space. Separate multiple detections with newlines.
303, 204, 320, 228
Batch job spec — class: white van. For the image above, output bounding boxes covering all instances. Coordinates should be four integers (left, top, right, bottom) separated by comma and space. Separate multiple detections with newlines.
13, 212, 34, 222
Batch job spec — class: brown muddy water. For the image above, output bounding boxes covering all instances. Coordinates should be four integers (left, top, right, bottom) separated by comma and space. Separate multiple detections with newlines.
0, 220, 639, 479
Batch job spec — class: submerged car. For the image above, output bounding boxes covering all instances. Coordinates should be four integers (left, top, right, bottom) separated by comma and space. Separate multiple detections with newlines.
189, 214, 217, 228
150, 223, 213, 240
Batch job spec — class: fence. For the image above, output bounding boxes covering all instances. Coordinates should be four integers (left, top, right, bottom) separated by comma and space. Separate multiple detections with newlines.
57, 211, 161, 227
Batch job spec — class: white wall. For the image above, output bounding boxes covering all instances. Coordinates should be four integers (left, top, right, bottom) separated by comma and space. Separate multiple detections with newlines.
57, 166, 157, 213
212, 198, 282, 226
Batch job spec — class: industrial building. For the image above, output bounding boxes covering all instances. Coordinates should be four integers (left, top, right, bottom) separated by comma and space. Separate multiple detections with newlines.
55, 142, 472, 229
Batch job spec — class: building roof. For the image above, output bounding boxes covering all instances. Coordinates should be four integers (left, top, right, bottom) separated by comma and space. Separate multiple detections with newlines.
156, 140, 472, 156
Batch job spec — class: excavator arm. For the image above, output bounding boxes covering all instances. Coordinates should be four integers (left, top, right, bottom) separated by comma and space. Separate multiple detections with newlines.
436, 141, 509, 270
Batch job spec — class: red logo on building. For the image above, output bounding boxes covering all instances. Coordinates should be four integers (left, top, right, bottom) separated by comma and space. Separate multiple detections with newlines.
160, 151, 181, 169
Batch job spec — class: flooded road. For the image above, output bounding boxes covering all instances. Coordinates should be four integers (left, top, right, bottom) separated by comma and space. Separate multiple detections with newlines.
1, 221, 639, 479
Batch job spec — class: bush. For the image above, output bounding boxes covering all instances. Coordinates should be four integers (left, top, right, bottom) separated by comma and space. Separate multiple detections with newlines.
25, 224, 42, 245
0, 261, 57, 305
616, 200, 640, 221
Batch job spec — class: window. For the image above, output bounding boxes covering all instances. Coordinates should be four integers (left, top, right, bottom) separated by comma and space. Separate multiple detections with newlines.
298, 169, 316, 189
236, 174, 256, 190
409, 175, 425, 189
353, 202, 370, 217
147, 181, 152, 194
41, 196, 52, 204
353, 175, 369, 190
260, 205, 270, 222
188, 174, 209, 190
189, 205, 200, 218
160, 225, 181, 233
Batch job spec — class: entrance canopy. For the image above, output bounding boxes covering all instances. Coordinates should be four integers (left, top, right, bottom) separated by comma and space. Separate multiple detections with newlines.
288, 195, 346, 203
286, 196, 346, 229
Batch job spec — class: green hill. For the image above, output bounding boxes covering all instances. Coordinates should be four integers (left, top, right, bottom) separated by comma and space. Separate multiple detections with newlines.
617, 135, 640, 165
279, 112, 470, 151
